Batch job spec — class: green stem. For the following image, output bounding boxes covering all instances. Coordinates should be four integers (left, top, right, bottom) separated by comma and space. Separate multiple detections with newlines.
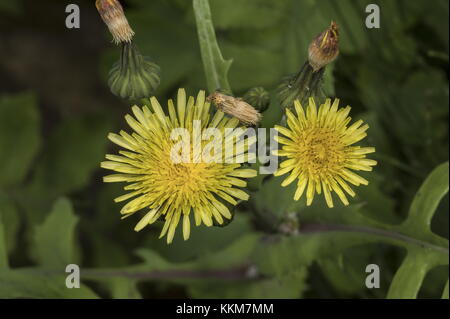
22, 264, 258, 281
81, 264, 256, 281
193, 0, 232, 94
301, 223, 448, 255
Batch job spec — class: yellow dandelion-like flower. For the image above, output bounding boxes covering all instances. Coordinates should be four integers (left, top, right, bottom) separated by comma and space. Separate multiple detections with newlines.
273, 98, 377, 208
101, 89, 257, 244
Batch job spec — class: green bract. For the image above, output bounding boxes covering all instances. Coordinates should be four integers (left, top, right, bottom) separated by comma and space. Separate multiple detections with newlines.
277, 62, 326, 110
243, 87, 270, 112
108, 42, 160, 100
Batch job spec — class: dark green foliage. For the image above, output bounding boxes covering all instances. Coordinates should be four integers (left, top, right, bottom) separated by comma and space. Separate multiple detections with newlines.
0, 0, 448, 298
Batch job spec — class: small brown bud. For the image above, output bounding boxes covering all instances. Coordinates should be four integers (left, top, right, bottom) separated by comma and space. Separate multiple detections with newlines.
207, 92, 262, 126
96, 0, 135, 44
308, 21, 339, 72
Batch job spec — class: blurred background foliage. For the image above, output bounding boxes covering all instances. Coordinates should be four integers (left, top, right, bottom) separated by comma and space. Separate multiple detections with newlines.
0, 0, 448, 298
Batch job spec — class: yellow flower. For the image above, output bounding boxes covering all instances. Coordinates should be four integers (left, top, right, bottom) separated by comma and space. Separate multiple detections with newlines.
101, 89, 257, 243
273, 98, 377, 208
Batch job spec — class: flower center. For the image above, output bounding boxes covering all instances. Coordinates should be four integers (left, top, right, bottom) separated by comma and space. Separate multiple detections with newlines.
168, 163, 208, 188
296, 127, 345, 175
312, 143, 328, 161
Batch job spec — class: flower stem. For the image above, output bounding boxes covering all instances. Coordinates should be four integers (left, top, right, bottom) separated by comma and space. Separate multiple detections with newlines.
81, 264, 257, 281
193, 0, 233, 94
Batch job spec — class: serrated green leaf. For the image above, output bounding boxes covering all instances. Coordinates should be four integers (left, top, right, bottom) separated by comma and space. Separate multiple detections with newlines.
32, 198, 79, 269
403, 162, 449, 234
387, 162, 449, 298
0, 93, 41, 188
253, 162, 449, 294
387, 249, 442, 299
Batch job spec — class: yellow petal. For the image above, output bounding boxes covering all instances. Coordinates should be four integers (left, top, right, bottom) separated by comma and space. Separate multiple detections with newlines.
183, 214, 191, 241
177, 88, 186, 127
322, 181, 334, 208
134, 208, 159, 232
294, 177, 308, 201
306, 178, 315, 206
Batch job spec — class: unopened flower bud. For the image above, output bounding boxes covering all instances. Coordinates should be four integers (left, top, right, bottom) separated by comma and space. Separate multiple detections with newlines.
277, 62, 326, 110
277, 23, 339, 109
308, 21, 339, 72
243, 87, 270, 112
108, 42, 160, 100
207, 92, 261, 126
96, 0, 135, 44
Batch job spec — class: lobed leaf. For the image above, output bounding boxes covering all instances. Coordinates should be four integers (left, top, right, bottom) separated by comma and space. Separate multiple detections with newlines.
32, 198, 80, 269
